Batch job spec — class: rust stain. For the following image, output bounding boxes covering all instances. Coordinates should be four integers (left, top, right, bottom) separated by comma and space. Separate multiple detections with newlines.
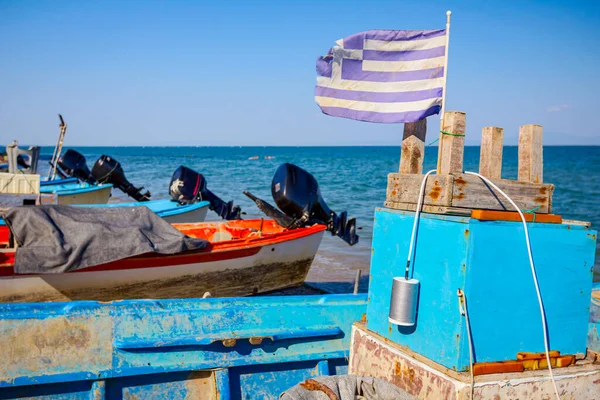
464, 229, 470, 237
455, 177, 467, 186
391, 190, 397, 197
361, 313, 367, 323
588, 234, 597, 240
300, 379, 339, 400
456, 193, 465, 200
428, 186, 442, 201
534, 197, 548, 204
249, 337, 264, 345
394, 361, 402, 375
539, 187, 547, 195
409, 148, 422, 173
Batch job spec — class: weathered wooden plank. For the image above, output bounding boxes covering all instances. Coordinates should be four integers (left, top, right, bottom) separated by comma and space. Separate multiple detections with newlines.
386, 173, 554, 214
438, 111, 466, 175
451, 173, 553, 213
479, 126, 504, 179
518, 124, 543, 184
562, 219, 592, 228
387, 173, 453, 207
384, 200, 472, 216
399, 120, 427, 174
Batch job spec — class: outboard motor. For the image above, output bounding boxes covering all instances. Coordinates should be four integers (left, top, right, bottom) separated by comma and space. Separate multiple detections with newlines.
57, 149, 96, 183
169, 166, 242, 220
91, 155, 151, 201
244, 163, 359, 246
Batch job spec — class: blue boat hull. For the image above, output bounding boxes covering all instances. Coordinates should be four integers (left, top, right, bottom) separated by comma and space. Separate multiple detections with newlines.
1, 197, 209, 225
77, 199, 211, 223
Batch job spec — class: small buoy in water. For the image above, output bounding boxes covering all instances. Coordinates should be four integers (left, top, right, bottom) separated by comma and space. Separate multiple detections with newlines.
248, 156, 259, 160
388, 277, 420, 326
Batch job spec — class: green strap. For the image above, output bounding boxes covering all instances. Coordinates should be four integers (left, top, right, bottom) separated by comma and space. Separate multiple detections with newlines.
439, 130, 466, 137
426, 130, 466, 146
522, 205, 541, 222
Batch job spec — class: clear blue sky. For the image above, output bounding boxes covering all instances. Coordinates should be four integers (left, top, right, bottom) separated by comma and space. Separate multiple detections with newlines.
1, 0, 599, 146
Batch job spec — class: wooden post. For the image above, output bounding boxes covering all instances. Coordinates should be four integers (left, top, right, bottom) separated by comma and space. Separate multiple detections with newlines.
479, 127, 504, 179
399, 119, 427, 174
438, 111, 466, 175
518, 124, 543, 184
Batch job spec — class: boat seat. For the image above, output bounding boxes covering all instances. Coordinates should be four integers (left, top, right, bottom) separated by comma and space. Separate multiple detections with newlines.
211, 230, 233, 242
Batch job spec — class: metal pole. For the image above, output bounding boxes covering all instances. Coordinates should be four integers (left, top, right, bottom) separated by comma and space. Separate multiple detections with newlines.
436, 10, 452, 174
48, 114, 67, 181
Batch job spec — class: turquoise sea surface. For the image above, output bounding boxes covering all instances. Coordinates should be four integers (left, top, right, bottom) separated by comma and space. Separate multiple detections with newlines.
39, 145, 600, 285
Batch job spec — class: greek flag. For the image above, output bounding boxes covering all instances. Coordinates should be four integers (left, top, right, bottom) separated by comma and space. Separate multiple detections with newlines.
315, 29, 447, 124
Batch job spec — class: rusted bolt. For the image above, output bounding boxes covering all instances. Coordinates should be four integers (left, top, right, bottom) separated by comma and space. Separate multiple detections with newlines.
249, 337, 263, 345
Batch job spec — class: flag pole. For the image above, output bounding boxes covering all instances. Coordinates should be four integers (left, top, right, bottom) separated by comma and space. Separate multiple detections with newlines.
436, 10, 452, 174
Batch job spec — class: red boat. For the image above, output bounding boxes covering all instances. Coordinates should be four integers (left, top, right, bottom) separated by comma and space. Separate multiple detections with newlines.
0, 219, 326, 303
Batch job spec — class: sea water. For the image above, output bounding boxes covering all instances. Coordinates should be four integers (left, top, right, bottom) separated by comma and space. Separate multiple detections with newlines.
39, 145, 600, 287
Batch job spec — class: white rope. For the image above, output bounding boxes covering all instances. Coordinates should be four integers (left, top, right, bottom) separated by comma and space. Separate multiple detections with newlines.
458, 288, 475, 400
404, 169, 437, 279
464, 171, 560, 400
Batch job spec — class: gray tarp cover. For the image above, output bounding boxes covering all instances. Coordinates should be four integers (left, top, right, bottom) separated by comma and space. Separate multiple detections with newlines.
4, 205, 209, 274
280, 375, 417, 400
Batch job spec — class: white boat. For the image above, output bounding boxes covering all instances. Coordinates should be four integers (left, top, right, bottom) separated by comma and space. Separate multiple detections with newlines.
39, 180, 113, 205
0, 219, 326, 303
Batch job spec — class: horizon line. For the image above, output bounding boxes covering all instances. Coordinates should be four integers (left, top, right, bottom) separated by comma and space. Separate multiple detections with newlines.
23, 144, 600, 148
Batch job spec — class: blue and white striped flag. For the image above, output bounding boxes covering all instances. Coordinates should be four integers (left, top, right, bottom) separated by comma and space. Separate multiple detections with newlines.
315, 29, 447, 123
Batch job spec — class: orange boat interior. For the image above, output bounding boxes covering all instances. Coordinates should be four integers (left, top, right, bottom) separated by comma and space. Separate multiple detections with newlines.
173, 219, 326, 251
176, 219, 291, 242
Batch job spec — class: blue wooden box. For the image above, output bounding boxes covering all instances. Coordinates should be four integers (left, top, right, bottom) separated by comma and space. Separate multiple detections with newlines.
366, 208, 598, 371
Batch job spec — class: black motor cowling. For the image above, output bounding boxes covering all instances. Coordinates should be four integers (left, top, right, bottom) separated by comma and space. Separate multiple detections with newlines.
57, 149, 96, 183
169, 166, 241, 220
244, 163, 359, 246
92, 155, 151, 202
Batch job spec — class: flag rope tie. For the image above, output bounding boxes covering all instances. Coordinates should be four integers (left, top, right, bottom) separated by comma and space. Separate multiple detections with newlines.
522, 205, 541, 222
426, 130, 466, 146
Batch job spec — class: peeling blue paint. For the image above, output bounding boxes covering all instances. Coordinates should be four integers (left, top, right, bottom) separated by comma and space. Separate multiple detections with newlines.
0, 294, 366, 399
